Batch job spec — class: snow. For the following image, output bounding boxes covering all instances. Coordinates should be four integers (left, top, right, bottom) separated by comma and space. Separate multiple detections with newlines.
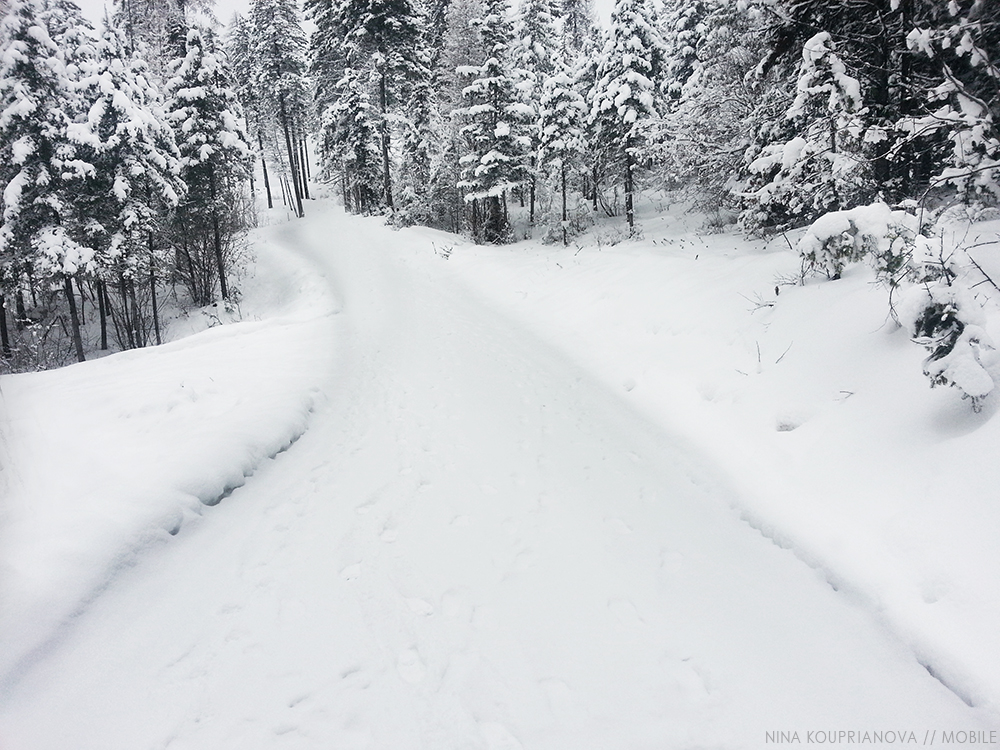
1, 199, 999, 746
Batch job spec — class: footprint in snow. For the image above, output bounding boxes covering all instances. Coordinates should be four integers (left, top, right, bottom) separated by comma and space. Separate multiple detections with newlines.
380, 527, 398, 542
605, 517, 632, 535
397, 648, 426, 684
405, 598, 435, 616
479, 722, 525, 750
340, 563, 361, 581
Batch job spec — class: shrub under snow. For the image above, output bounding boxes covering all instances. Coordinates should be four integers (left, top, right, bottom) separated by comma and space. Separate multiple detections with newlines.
797, 201, 998, 410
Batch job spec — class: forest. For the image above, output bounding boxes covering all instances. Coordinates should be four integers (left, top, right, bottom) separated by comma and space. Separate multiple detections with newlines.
1, 0, 998, 392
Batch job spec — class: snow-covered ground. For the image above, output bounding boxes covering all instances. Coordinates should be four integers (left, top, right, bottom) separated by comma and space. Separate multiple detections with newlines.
0, 199, 997, 748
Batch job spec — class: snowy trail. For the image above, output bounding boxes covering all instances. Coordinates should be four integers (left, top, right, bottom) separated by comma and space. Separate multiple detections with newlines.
0, 204, 989, 748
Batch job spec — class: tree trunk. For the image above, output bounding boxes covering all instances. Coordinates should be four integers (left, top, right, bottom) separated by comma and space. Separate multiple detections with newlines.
298, 135, 311, 199
529, 164, 536, 226
209, 166, 229, 300
278, 93, 305, 218
15, 292, 25, 330
379, 70, 394, 210
244, 114, 256, 202
342, 167, 352, 213
258, 128, 273, 209
561, 161, 568, 246
118, 274, 135, 349
624, 141, 635, 235
149, 267, 161, 346
128, 278, 144, 348
148, 233, 161, 345
0, 294, 10, 356
97, 278, 108, 350
65, 276, 86, 362
592, 162, 599, 212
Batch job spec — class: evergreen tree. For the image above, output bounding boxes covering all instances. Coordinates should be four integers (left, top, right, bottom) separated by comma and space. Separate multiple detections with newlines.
660, 0, 710, 102
74, 20, 184, 348
741, 31, 870, 233
396, 46, 437, 225
165, 26, 251, 304
538, 54, 586, 243
455, 0, 532, 243
320, 67, 383, 213
226, 11, 274, 209
252, 0, 309, 217
559, 0, 593, 53
903, 1, 1000, 200
329, 0, 425, 210
589, 0, 664, 234
0, 0, 92, 360
512, 0, 558, 225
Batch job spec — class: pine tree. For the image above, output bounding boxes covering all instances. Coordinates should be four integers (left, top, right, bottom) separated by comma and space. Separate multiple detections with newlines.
512, 0, 558, 225
538, 55, 586, 243
589, 0, 664, 234
741, 31, 870, 233
165, 26, 251, 304
252, 0, 309, 217
330, 0, 425, 210
455, 0, 532, 243
74, 20, 184, 347
0, 0, 93, 361
559, 0, 593, 53
396, 46, 437, 225
903, 1, 1000, 200
661, 0, 710, 102
320, 67, 384, 214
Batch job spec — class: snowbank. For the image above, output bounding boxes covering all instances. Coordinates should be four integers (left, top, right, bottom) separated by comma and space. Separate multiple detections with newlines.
0, 223, 338, 688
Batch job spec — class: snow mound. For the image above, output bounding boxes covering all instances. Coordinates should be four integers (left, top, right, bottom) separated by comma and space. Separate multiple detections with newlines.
0, 227, 337, 688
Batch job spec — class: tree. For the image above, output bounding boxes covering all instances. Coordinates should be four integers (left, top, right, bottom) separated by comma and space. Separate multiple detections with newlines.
320, 67, 384, 213
455, 0, 532, 243
589, 0, 664, 234
165, 26, 251, 304
559, 0, 593, 54
538, 55, 586, 243
329, 0, 425, 210
903, 1, 1000, 201
74, 20, 184, 348
740, 31, 870, 233
252, 0, 309, 217
0, 0, 93, 361
512, 0, 558, 225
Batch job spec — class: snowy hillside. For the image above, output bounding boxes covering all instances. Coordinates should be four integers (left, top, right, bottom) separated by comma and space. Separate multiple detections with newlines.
0, 200, 997, 748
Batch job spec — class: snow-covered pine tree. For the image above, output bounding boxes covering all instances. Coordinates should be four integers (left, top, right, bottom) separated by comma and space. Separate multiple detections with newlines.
559, 0, 593, 54
329, 0, 425, 211
904, 1, 1000, 201
252, 0, 309, 217
73, 20, 184, 348
112, 0, 215, 69
512, 0, 558, 225
538, 53, 585, 243
652, 0, 768, 209
396, 46, 437, 226
660, 0, 710, 102
589, 0, 664, 234
437, 0, 485, 109
165, 26, 251, 304
225, 12, 269, 208
455, 0, 532, 243
740, 31, 870, 234
320, 67, 384, 214
0, 0, 93, 361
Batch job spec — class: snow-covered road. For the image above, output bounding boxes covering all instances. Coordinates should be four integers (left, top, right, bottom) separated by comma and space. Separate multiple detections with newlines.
0, 204, 989, 748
